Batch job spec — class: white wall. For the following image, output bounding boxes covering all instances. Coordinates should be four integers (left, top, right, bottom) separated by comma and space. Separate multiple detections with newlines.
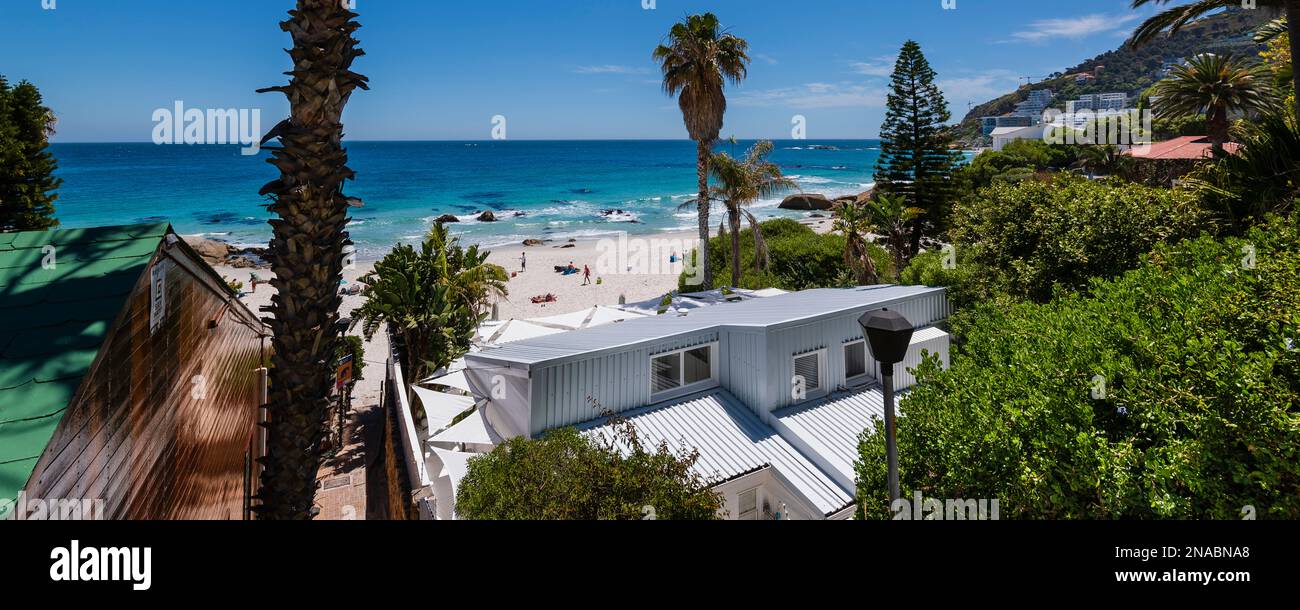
714, 468, 827, 521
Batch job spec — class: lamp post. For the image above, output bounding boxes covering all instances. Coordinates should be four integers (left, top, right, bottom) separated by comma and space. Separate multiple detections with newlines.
858, 308, 914, 503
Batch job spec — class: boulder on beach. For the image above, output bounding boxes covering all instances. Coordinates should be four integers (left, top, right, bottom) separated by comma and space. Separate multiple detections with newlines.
477, 211, 498, 222
523, 239, 546, 247
779, 194, 834, 211
435, 214, 460, 223
183, 236, 231, 263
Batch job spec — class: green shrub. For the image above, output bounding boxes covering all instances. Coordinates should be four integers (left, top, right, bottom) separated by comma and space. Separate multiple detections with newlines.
950, 175, 1208, 303
456, 423, 723, 520
681, 218, 890, 291
857, 218, 1300, 519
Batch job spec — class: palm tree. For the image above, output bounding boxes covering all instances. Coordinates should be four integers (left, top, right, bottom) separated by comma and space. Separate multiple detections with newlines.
1131, 1, 1299, 123
1186, 115, 1300, 232
832, 198, 881, 286
1073, 144, 1136, 178
1151, 53, 1276, 153
864, 195, 925, 278
254, 0, 368, 520
352, 224, 508, 384
654, 13, 749, 290
704, 140, 796, 287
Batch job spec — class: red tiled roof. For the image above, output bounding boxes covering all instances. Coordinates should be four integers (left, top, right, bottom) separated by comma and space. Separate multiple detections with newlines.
1127, 136, 1241, 160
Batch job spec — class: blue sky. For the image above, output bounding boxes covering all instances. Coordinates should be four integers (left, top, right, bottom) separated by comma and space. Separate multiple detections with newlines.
1, 0, 1156, 141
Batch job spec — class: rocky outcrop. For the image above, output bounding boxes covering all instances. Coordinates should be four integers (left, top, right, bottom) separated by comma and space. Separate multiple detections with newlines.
184, 237, 231, 264
435, 214, 460, 223
523, 239, 547, 247
779, 194, 835, 211
183, 237, 269, 269
477, 211, 498, 222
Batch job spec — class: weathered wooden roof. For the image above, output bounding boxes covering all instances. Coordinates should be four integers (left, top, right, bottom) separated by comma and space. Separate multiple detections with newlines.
0, 223, 168, 504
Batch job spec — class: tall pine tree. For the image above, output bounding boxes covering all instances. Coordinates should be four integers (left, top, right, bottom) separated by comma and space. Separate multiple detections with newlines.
0, 76, 61, 232
873, 41, 960, 258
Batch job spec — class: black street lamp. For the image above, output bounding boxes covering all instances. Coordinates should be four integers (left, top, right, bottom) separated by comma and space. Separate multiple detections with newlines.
858, 308, 914, 502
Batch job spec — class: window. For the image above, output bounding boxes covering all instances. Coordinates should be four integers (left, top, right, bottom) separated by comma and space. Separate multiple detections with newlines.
844, 340, 868, 380
651, 344, 717, 398
683, 346, 711, 385
738, 488, 758, 520
651, 352, 681, 394
794, 351, 823, 395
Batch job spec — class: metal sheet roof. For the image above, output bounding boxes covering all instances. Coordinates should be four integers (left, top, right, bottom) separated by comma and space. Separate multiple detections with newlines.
774, 386, 886, 489
469, 285, 945, 368
578, 389, 855, 517
0, 223, 169, 503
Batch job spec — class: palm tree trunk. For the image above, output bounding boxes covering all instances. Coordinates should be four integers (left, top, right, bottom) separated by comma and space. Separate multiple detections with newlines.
695, 140, 713, 290
1289, 2, 1300, 125
1209, 103, 1229, 155
729, 206, 742, 287
257, 0, 367, 520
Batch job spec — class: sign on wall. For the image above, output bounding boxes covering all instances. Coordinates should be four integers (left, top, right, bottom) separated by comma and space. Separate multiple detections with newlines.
150, 260, 168, 334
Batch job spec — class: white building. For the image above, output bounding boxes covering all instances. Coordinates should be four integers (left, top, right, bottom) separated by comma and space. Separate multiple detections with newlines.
1066, 92, 1128, 114
429, 286, 952, 520
990, 124, 1046, 151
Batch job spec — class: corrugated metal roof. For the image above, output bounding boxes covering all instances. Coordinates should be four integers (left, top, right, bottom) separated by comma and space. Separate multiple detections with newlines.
0, 223, 168, 503
578, 389, 855, 517
774, 386, 886, 489
469, 285, 945, 368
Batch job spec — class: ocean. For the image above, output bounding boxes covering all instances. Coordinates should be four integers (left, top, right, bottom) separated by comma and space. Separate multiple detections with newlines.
49, 139, 883, 260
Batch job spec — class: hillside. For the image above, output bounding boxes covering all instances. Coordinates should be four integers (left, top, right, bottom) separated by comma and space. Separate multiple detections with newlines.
955, 8, 1274, 146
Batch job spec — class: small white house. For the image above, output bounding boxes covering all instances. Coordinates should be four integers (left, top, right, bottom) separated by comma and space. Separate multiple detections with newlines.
438, 286, 952, 520
990, 124, 1046, 152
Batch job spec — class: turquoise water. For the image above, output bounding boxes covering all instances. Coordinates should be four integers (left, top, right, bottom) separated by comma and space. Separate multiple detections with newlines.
50, 140, 883, 259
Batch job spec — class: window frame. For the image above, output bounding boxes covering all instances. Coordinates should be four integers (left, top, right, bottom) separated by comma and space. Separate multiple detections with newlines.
649, 342, 720, 402
792, 348, 828, 401
842, 339, 870, 384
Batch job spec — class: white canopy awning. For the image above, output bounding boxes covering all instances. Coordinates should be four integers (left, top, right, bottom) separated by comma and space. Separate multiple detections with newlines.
411, 386, 477, 436
429, 404, 504, 450
531, 305, 648, 330
481, 319, 568, 345
431, 448, 480, 520
422, 369, 473, 393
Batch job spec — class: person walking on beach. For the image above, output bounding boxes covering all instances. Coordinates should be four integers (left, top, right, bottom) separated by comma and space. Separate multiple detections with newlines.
520, 252, 526, 272
582, 265, 592, 286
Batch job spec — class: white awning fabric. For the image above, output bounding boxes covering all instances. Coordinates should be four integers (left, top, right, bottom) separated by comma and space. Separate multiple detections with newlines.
431, 448, 480, 520
532, 305, 648, 330
429, 404, 504, 449
481, 319, 568, 345
422, 369, 473, 393
411, 386, 477, 436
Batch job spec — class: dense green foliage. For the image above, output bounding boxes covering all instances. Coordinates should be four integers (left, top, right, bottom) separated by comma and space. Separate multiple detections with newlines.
874, 41, 963, 255
681, 218, 889, 291
456, 423, 723, 520
948, 175, 1207, 303
859, 218, 1300, 519
352, 224, 507, 384
0, 76, 61, 232
1186, 115, 1299, 234
956, 139, 1081, 190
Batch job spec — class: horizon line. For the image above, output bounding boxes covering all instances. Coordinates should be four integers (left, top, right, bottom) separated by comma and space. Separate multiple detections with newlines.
48, 137, 886, 145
